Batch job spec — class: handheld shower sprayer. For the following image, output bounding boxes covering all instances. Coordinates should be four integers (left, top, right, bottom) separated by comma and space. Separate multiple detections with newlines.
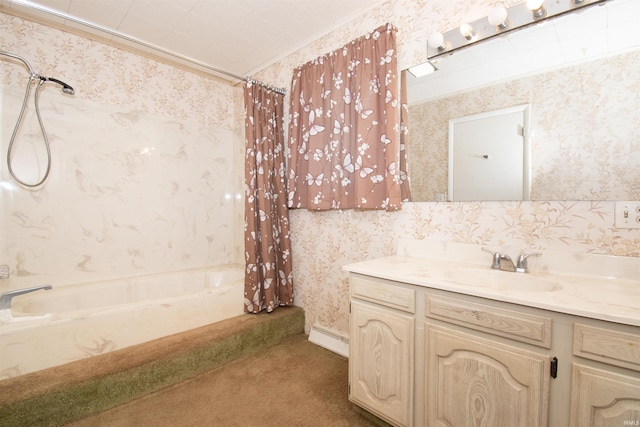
0, 50, 75, 188
42, 77, 75, 96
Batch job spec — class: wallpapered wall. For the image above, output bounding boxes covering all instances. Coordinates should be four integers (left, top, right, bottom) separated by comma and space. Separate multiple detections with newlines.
0, 11, 245, 290
251, 0, 640, 334
409, 49, 640, 202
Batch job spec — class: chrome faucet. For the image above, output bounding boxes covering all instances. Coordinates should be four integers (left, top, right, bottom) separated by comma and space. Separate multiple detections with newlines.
498, 254, 517, 272
0, 285, 52, 310
516, 252, 542, 273
482, 248, 539, 273
482, 248, 516, 272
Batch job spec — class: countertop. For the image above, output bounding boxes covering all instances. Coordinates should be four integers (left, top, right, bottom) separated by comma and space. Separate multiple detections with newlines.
344, 254, 640, 327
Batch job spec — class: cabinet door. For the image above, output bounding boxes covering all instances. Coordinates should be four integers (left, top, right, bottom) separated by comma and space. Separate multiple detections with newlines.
425, 324, 550, 427
570, 364, 640, 427
350, 301, 414, 427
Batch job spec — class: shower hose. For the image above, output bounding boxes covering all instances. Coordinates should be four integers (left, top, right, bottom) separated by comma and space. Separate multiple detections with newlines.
6, 74, 52, 188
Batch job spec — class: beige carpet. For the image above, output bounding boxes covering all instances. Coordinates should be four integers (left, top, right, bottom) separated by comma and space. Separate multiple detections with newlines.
66, 334, 384, 427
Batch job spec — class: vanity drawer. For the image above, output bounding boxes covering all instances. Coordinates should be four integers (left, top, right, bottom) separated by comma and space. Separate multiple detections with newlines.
350, 276, 415, 313
425, 294, 552, 348
573, 323, 640, 371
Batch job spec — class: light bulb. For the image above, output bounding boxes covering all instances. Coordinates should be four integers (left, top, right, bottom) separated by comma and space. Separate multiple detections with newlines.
427, 32, 446, 51
526, 0, 544, 9
459, 23, 475, 41
526, 0, 545, 17
488, 6, 508, 29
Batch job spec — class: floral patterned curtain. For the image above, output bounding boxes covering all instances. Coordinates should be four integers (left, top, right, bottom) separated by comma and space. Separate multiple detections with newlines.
287, 23, 409, 211
243, 82, 294, 313
400, 69, 412, 201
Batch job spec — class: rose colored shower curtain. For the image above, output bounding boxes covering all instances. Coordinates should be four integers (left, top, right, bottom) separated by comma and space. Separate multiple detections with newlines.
243, 82, 293, 313
287, 23, 410, 211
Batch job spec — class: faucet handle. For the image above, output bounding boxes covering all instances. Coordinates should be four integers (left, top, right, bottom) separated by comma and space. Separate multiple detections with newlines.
516, 252, 542, 273
481, 247, 501, 270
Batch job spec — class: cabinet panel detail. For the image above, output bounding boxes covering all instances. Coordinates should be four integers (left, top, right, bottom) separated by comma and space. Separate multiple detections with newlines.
351, 276, 415, 313
573, 323, 640, 371
350, 301, 414, 426
426, 324, 550, 427
570, 364, 640, 427
426, 294, 552, 348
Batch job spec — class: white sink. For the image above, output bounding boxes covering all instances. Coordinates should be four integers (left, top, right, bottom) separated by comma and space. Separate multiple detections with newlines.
444, 268, 563, 292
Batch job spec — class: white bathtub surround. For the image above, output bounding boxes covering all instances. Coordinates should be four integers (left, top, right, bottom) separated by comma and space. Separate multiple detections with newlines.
0, 11, 247, 384
1, 86, 239, 289
1, 11, 244, 293
0, 265, 244, 379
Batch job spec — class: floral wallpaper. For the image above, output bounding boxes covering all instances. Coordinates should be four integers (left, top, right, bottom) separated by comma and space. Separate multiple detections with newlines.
251, 0, 640, 335
409, 49, 640, 201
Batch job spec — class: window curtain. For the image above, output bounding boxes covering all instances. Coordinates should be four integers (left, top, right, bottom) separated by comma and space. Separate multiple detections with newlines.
287, 23, 409, 211
243, 82, 293, 313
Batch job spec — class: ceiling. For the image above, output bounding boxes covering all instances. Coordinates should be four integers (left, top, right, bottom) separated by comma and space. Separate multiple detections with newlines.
0, 0, 383, 82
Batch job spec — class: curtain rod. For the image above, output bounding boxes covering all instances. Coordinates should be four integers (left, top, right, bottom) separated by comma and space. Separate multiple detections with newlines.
6, 0, 287, 91
246, 78, 286, 95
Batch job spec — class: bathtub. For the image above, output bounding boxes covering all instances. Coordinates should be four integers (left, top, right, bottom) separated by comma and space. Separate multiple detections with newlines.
0, 264, 245, 380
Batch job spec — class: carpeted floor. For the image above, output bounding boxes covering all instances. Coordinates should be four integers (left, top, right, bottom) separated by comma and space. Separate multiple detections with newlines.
65, 334, 382, 427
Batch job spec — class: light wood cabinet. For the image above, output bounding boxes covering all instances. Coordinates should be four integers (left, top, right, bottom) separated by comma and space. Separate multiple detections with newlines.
570, 364, 640, 426
570, 322, 640, 427
425, 324, 550, 427
349, 280, 415, 427
348, 272, 640, 427
573, 323, 640, 371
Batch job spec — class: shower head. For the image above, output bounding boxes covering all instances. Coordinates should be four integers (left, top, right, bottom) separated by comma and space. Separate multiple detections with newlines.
1, 52, 75, 95
43, 77, 75, 95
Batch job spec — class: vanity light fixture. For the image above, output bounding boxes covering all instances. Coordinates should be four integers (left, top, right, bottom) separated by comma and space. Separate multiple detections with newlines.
459, 23, 475, 41
424, 0, 609, 60
526, 0, 546, 18
488, 6, 509, 29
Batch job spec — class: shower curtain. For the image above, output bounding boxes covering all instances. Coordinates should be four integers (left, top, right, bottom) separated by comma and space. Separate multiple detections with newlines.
243, 81, 294, 313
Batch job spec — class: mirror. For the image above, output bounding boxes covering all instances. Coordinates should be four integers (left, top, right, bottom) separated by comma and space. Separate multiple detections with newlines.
405, 0, 640, 201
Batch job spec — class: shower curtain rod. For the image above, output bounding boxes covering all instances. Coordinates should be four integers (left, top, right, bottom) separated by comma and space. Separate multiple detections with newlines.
5, 0, 286, 93
246, 78, 287, 95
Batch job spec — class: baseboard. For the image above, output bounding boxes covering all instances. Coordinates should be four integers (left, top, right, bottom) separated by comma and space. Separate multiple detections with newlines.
308, 324, 349, 358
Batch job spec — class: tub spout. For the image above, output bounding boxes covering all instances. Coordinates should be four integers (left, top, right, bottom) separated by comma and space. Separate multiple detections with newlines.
0, 285, 52, 310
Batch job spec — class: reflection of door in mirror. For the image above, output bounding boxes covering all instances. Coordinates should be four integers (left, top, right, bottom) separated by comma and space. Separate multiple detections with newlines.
448, 105, 530, 202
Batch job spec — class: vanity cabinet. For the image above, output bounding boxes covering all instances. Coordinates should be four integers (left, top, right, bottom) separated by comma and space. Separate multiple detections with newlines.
349, 276, 415, 427
569, 323, 640, 426
348, 272, 640, 427
425, 325, 550, 426
424, 293, 552, 427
